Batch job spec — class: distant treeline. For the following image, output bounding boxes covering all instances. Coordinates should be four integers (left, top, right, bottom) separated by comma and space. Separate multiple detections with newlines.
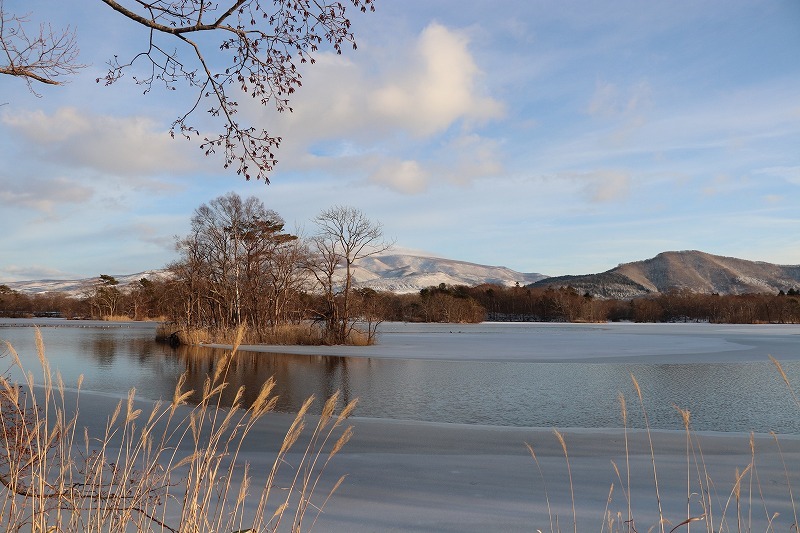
376, 283, 800, 324
3, 281, 800, 325
467, 284, 800, 324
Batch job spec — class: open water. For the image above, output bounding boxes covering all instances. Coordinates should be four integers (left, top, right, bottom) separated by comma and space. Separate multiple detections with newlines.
1, 319, 799, 433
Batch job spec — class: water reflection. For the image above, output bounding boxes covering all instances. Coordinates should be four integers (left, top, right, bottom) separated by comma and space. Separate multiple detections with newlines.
1, 322, 799, 434
173, 345, 356, 413
79, 337, 120, 366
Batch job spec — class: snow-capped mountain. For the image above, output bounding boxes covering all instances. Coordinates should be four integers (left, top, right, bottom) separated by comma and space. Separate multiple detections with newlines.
3, 255, 546, 296
348, 254, 547, 293
6, 251, 800, 298
3, 271, 172, 297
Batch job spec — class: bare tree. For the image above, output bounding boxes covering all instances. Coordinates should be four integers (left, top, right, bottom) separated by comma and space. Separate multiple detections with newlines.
0, 0, 84, 93
1, 0, 376, 180
170, 192, 305, 339
309, 206, 392, 343
261, 233, 310, 330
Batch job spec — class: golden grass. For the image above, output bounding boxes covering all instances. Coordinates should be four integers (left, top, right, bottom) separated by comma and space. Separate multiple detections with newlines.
263, 324, 326, 346
530, 366, 800, 533
0, 326, 356, 532
100, 315, 135, 322
342, 328, 371, 347
552, 428, 577, 533
156, 322, 376, 347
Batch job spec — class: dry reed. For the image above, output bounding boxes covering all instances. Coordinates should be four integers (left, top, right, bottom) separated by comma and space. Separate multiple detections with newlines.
530, 365, 800, 533
155, 322, 374, 347
100, 315, 135, 322
0, 326, 355, 532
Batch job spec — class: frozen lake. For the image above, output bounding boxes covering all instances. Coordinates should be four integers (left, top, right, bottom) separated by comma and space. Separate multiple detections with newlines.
1, 320, 799, 433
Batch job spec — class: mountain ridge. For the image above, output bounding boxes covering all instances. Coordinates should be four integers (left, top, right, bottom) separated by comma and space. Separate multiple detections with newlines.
2, 270, 171, 297
531, 250, 800, 298
4, 250, 799, 298
2, 255, 546, 296
349, 254, 547, 293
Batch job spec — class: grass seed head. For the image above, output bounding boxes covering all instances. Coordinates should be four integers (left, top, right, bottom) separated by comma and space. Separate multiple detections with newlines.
618, 392, 627, 425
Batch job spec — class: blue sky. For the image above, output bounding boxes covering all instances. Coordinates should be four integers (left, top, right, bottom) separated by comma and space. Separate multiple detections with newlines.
1, 0, 799, 281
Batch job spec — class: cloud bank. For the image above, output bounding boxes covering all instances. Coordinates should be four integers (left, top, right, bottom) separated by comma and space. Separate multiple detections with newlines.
260, 23, 505, 193
2, 107, 198, 178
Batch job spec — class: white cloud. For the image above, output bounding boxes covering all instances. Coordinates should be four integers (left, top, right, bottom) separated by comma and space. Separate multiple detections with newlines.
1, 265, 72, 281
365, 134, 502, 194
370, 23, 505, 136
438, 134, 503, 186
133, 221, 176, 251
2, 107, 198, 178
251, 22, 505, 192
369, 160, 430, 194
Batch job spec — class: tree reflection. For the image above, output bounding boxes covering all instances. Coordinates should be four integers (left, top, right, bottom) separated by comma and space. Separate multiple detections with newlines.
173, 345, 355, 415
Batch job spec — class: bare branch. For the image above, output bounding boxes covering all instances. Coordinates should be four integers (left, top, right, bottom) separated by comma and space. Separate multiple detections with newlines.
0, 0, 85, 95
0, 0, 375, 180
97, 0, 377, 182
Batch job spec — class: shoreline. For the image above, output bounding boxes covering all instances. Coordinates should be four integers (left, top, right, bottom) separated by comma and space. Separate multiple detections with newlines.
4, 318, 799, 363
221, 321, 800, 364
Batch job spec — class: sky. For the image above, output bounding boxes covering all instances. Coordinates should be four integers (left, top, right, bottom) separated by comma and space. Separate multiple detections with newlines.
1, 0, 799, 282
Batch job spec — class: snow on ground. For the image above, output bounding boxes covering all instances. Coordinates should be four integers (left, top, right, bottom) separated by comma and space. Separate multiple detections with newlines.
233, 322, 800, 363
10, 321, 800, 531
68, 388, 800, 532
202, 322, 800, 531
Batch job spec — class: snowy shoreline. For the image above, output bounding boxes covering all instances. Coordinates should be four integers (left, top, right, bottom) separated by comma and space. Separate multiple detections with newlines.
63, 387, 800, 532
221, 321, 800, 364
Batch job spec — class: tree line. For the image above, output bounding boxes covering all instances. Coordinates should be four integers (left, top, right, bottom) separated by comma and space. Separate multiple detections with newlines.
5, 277, 800, 332
3, 195, 800, 334
467, 284, 800, 324
351, 284, 800, 324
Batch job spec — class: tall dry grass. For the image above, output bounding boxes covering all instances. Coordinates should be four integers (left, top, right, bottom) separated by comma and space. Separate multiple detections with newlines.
529, 362, 800, 533
100, 315, 135, 322
155, 322, 376, 348
155, 323, 325, 347
0, 327, 356, 532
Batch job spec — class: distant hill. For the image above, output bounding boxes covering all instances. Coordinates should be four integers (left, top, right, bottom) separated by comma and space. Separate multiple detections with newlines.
4, 271, 172, 297
8, 251, 798, 299
349, 254, 547, 293
4, 254, 547, 296
527, 271, 652, 299
531, 250, 800, 298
